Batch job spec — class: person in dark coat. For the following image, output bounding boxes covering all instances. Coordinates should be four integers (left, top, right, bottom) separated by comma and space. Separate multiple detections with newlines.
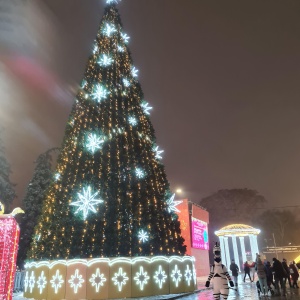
265, 261, 274, 288
243, 261, 252, 282
289, 261, 299, 288
272, 257, 286, 296
282, 258, 292, 287
230, 259, 239, 286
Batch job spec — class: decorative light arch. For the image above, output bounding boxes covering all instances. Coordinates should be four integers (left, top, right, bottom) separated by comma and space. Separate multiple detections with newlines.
215, 224, 261, 270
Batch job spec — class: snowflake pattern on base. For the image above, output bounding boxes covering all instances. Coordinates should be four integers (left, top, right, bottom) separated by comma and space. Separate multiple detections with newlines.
171, 264, 182, 287
153, 265, 168, 289
89, 268, 107, 293
50, 270, 64, 294
184, 265, 193, 286
37, 271, 47, 294
112, 268, 129, 292
68, 269, 85, 294
134, 266, 150, 290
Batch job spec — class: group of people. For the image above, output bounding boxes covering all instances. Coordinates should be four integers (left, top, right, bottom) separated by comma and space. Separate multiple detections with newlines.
229, 255, 299, 296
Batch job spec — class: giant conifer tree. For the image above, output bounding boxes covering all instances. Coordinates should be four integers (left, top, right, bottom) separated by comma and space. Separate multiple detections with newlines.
28, 0, 185, 261
0, 129, 16, 212
18, 149, 58, 267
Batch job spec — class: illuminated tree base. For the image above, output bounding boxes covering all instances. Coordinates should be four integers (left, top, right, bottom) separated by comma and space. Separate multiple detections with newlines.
24, 256, 197, 299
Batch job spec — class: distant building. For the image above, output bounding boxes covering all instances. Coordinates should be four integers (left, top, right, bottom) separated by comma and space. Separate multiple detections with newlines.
262, 245, 300, 264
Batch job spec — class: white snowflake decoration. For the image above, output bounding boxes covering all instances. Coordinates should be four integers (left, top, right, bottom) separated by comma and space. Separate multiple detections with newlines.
68, 269, 84, 294
106, 0, 121, 4
81, 80, 87, 88
123, 78, 130, 87
138, 229, 149, 242
171, 265, 182, 287
86, 133, 104, 153
121, 33, 130, 43
166, 193, 183, 213
103, 23, 116, 37
54, 173, 61, 181
135, 167, 145, 179
29, 271, 35, 293
128, 116, 138, 126
93, 45, 98, 54
131, 67, 139, 78
153, 146, 164, 160
50, 270, 64, 294
98, 54, 113, 67
37, 271, 47, 294
91, 84, 110, 102
184, 265, 193, 286
89, 268, 107, 293
24, 271, 29, 293
112, 268, 129, 292
141, 102, 153, 115
70, 186, 104, 220
134, 266, 150, 290
153, 265, 167, 289
118, 45, 125, 52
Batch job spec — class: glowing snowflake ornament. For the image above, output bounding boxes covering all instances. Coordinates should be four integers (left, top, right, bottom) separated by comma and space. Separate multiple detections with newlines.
50, 270, 64, 294
86, 133, 104, 153
37, 271, 47, 294
112, 268, 129, 292
93, 45, 98, 54
123, 78, 130, 87
106, 0, 121, 4
118, 45, 125, 52
171, 265, 182, 287
103, 23, 116, 37
134, 266, 150, 290
70, 186, 103, 220
121, 33, 130, 43
54, 173, 61, 181
68, 269, 84, 294
154, 265, 167, 289
98, 54, 113, 67
89, 268, 107, 293
91, 84, 110, 102
166, 193, 183, 213
128, 116, 138, 126
153, 146, 164, 160
131, 67, 139, 78
141, 102, 153, 115
135, 168, 145, 179
138, 229, 149, 242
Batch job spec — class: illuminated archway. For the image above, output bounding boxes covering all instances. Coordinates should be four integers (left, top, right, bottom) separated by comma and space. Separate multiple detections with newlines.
215, 224, 261, 270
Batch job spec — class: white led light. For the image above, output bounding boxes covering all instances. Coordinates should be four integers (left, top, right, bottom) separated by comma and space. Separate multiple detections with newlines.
121, 33, 130, 43
112, 268, 129, 292
29, 271, 35, 293
106, 0, 121, 4
123, 78, 130, 87
37, 271, 47, 294
86, 133, 104, 153
103, 23, 116, 37
128, 116, 138, 126
138, 229, 149, 242
131, 67, 138, 78
135, 168, 145, 179
134, 266, 150, 290
91, 84, 110, 102
171, 265, 182, 287
141, 102, 152, 115
24, 271, 29, 293
98, 54, 113, 67
89, 268, 107, 292
118, 45, 125, 52
50, 270, 64, 294
184, 265, 192, 286
166, 193, 183, 213
70, 186, 104, 220
153, 146, 164, 160
153, 265, 167, 289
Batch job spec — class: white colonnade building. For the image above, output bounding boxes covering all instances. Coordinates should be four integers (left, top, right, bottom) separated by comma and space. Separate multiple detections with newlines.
215, 224, 260, 270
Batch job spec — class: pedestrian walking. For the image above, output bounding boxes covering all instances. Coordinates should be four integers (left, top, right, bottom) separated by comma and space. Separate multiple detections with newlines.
256, 256, 268, 295
272, 257, 287, 296
230, 259, 239, 286
289, 261, 299, 288
282, 258, 292, 287
243, 261, 252, 282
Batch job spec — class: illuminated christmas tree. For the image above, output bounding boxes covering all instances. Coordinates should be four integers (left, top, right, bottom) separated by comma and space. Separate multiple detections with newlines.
28, 0, 185, 261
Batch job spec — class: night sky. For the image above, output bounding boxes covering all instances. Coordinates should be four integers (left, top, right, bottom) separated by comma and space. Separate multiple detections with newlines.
2, 0, 300, 208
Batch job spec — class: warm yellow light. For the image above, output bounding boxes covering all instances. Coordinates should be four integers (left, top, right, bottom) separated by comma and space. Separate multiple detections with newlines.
176, 188, 182, 194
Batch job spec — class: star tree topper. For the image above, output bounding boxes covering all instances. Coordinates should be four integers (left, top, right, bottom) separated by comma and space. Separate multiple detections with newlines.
70, 186, 104, 220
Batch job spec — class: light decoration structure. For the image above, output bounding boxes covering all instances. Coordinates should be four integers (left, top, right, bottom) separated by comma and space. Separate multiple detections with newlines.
131, 66, 138, 77
121, 33, 130, 43
153, 146, 164, 160
166, 194, 183, 213
128, 116, 138, 126
141, 102, 153, 115
24, 256, 196, 299
103, 23, 116, 37
86, 133, 104, 153
91, 84, 110, 102
98, 54, 113, 67
138, 229, 149, 242
0, 206, 22, 300
215, 224, 261, 270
